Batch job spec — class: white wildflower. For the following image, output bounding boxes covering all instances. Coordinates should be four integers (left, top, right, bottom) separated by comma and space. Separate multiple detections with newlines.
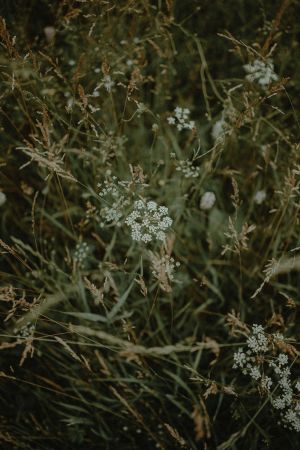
200, 191, 216, 211
176, 160, 200, 178
272, 396, 288, 410
233, 323, 300, 432
74, 242, 90, 266
233, 348, 247, 369
243, 59, 278, 89
18, 322, 35, 338
98, 177, 131, 227
249, 365, 261, 381
246, 324, 268, 353
125, 200, 173, 243
168, 107, 195, 131
284, 407, 300, 432
167, 116, 176, 125
278, 354, 289, 366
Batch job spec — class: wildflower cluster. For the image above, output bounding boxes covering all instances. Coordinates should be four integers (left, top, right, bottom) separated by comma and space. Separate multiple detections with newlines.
233, 325, 300, 432
167, 107, 195, 131
18, 322, 35, 339
98, 176, 131, 227
243, 59, 278, 89
125, 200, 173, 243
176, 160, 200, 178
74, 242, 90, 267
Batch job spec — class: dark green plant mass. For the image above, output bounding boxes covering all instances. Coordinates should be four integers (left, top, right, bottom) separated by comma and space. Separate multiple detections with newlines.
0, 1, 300, 449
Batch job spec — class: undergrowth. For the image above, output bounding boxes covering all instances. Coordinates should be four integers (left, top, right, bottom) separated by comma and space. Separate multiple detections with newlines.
0, 1, 300, 449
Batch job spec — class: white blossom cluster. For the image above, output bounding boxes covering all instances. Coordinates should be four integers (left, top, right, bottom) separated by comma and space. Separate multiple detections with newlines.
98, 177, 131, 227
243, 59, 278, 89
125, 200, 173, 243
233, 324, 300, 432
167, 107, 195, 131
74, 242, 90, 266
18, 322, 35, 338
176, 160, 200, 178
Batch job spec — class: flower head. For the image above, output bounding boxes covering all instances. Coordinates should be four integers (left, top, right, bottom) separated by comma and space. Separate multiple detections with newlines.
244, 59, 278, 89
167, 107, 195, 131
125, 200, 173, 243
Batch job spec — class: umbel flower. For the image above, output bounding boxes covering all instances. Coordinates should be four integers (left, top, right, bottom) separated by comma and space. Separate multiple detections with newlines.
125, 200, 173, 243
243, 59, 278, 89
73, 242, 90, 267
167, 107, 195, 131
233, 324, 300, 432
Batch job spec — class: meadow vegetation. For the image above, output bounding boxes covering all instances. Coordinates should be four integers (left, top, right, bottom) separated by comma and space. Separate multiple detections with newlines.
0, 1, 300, 448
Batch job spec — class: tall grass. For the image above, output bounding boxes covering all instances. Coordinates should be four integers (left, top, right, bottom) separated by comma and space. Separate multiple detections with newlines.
0, 1, 300, 448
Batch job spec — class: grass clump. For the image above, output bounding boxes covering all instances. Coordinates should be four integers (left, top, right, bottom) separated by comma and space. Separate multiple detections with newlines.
0, 1, 300, 448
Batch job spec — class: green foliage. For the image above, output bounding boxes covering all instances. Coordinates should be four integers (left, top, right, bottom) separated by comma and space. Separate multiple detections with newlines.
0, 1, 300, 448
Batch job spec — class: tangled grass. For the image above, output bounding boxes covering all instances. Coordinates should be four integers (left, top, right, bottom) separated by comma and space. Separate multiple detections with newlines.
0, 1, 300, 448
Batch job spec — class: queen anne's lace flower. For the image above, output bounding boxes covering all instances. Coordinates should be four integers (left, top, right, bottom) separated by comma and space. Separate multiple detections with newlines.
125, 200, 173, 243
233, 324, 300, 432
176, 160, 200, 178
243, 59, 278, 89
167, 107, 195, 131
74, 242, 90, 266
98, 176, 131, 227
246, 324, 268, 353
